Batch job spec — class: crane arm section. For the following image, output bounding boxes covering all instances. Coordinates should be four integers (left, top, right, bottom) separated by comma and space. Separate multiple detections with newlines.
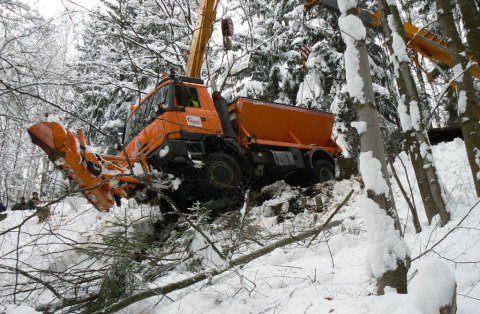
304, 0, 480, 79
185, 0, 220, 78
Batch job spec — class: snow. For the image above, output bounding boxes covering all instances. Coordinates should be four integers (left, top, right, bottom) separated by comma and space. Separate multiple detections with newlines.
132, 162, 145, 175
409, 100, 421, 131
359, 151, 390, 196
5, 0, 31, 11
104, 118, 125, 129
359, 195, 410, 278
398, 96, 413, 132
2, 141, 480, 314
453, 64, 464, 83
6, 305, 40, 314
338, 0, 357, 15
170, 177, 182, 191
338, 13, 367, 103
410, 258, 456, 313
370, 258, 456, 314
458, 90, 467, 115
158, 145, 170, 158
351, 121, 367, 135
291, 36, 304, 46
387, 16, 409, 63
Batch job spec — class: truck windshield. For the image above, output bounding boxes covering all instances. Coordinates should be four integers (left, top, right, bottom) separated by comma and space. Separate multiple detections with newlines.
124, 85, 169, 143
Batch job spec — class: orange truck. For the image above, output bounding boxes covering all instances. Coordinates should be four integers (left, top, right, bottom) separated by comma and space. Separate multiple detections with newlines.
28, 73, 342, 211
28, 0, 341, 211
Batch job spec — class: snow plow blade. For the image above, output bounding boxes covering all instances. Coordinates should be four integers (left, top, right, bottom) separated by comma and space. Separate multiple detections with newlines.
28, 122, 144, 211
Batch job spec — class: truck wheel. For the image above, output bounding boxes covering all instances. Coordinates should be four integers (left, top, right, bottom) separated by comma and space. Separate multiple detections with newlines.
86, 161, 102, 176
311, 160, 335, 184
199, 153, 242, 199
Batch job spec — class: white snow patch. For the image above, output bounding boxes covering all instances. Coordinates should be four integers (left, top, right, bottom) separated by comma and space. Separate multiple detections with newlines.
189, 231, 224, 267
359, 151, 389, 196
170, 177, 182, 191
132, 162, 145, 176
409, 101, 421, 131
105, 119, 124, 129
387, 16, 409, 63
6, 305, 40, 314
457, 90, 467, 115
338, 0, 358, 15
410, 258, 456, 313
370, 258, 456, 314
351, 121, 367, 135
359, 195, 410, 279
158, 145, 169, 158
453, 64, 464, 83
338, 14, 366, 103
397, 96, 413, 132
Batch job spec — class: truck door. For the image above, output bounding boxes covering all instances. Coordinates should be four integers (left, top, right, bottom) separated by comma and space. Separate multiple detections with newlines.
174, 85, 222, 136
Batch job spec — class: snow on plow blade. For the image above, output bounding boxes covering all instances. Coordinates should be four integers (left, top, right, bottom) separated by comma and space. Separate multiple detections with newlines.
28, 122, 143, 211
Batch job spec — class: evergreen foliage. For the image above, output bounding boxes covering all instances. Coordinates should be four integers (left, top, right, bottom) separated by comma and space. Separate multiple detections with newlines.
72, 0, 199, 152
77, 209, 151, 311
68, 0, 405, 160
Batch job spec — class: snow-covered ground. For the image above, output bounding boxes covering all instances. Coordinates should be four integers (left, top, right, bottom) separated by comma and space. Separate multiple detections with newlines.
2, 139, 480, 314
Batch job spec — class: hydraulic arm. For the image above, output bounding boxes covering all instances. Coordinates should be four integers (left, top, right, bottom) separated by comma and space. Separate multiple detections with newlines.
185, 0, 220, 78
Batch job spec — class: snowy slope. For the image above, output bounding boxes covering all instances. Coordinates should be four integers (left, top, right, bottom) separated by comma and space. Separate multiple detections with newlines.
2, 139, 480, 314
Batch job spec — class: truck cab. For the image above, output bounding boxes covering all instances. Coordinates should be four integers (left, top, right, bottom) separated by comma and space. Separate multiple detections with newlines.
122, 76, 230, 166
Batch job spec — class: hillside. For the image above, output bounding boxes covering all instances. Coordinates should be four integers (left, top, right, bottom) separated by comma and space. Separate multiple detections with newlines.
2, 139, 479, 314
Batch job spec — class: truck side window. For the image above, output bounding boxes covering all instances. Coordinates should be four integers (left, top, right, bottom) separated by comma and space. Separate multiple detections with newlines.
175, 86, 201, 108
124, 85, 169, 142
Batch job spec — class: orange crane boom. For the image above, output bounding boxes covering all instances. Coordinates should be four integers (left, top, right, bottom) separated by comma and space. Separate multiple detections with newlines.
185, 0, 220, 78
304, 0, 480, 79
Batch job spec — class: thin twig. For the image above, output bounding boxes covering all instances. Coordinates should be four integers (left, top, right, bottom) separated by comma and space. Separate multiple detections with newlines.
384, 145, 421, 233
307, 189, 354, 247
83, 197, 355, 314
323, 229, 335, 268
412, 200, 480, 261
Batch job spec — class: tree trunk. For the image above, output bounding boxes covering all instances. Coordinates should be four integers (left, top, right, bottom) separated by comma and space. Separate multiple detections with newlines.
436, 0, 480, 197
439, 284, 457, 314
377, 0, 450, 226
457, 0, 480, 63
338, 4, 408, 295
354, 40, 401, 233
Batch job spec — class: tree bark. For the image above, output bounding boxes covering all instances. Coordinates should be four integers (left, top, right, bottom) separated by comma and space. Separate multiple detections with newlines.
354, 40, 402, 234
457, 0, 480, 64
439, 284, 457, 314
385, 147, 422, 233
377, 0, 450, 226
338, 4, 407, 295
436, 0, 480, 197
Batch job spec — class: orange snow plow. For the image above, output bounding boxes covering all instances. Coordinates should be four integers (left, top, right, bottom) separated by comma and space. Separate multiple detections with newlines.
28, 122, 147, 211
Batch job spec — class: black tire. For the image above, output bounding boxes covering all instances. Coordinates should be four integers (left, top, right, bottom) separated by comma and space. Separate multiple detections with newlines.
199, 153, 242, 199
311, 160, 335, 184
86, 161, 102, 176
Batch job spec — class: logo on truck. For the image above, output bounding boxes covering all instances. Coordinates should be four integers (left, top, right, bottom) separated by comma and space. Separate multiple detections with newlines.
186, 116, 202, 127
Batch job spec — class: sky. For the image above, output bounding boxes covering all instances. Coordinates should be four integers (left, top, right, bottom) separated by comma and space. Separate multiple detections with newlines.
24, 0, 99, 18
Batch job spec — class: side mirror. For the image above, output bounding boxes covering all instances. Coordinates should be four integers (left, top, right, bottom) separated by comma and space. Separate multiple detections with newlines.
181, 85, 192, 108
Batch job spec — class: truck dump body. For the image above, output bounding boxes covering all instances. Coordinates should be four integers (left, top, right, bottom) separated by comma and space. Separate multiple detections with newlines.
229, 97, 341, 155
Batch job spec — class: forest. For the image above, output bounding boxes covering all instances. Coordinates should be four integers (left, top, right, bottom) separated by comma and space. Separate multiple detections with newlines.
1, 0, 480, 313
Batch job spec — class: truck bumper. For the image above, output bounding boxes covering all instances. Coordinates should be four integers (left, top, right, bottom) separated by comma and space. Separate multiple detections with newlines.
148, 140, 188, 167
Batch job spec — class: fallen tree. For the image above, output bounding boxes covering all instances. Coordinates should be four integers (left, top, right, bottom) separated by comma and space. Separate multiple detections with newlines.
36, 190, 354, 314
